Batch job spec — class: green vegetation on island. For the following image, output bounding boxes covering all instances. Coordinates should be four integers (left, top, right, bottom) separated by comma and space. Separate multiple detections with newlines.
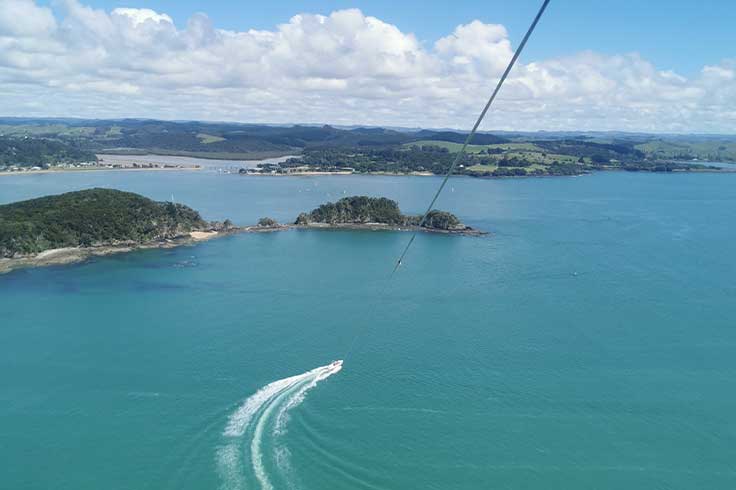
295, 196, 472, 232
421, 210, 462, 230
0, 190, 482, 273
0, 188, 225, 258
257, 217, 279, 227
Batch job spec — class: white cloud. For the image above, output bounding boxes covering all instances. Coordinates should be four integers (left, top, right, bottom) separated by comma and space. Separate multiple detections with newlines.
0, 0, 56, 37
112, 8, 174, 26
435, 21, 512, 77
0, 0, 734, 132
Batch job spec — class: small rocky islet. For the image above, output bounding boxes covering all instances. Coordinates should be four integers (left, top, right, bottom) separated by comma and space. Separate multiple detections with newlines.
0, 189, 483, 273
290, 195, 483, 235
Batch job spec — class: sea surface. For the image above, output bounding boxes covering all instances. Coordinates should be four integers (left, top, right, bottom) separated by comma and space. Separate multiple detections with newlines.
1, 169, 735, 490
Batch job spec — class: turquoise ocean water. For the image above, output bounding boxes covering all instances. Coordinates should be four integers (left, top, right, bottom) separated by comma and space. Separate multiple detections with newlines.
1, 170, 735, 489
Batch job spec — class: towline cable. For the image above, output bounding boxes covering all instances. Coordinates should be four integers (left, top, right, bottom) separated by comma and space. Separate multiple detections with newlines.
390, 0, 551, 277
342, 0, 552, 362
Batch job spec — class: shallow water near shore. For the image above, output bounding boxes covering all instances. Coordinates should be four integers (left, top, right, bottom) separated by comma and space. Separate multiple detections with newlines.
1, 169, 736, 489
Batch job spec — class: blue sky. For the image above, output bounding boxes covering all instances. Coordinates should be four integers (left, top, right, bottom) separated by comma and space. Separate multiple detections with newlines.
5, 0, 736, 131
39, 0, 735, 76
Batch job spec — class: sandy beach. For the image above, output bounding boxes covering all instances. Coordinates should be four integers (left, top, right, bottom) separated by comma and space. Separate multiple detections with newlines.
189, 231, 219, 240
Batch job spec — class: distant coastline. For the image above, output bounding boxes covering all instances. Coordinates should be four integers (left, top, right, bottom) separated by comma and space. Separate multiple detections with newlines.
5, 163, 732, 179
237, 163, 735, 178
96, 149, 299, 161
241, 169, 434, 177
0, 166, 202, 176
98, 153, 298, 170
0, 153, 299, 176
3, 119, 736, 180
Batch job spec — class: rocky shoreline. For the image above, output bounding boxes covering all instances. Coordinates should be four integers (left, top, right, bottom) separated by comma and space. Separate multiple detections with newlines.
0, 221, 484, 274
290, 222, 486, 236
0, 228, 227, 274
1, 192, 486, 274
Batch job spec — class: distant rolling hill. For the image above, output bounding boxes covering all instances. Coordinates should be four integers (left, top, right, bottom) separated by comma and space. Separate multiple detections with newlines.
0, 118, 733, 169
0, 118, 511, 161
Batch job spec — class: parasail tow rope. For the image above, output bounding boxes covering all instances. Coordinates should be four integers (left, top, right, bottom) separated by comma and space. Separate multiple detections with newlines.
391, 0, 552, 277
343, 0, 552, 360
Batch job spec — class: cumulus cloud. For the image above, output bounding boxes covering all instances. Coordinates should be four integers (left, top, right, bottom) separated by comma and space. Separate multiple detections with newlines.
112, 8, 173, 26
0, 0, 734, 132
0, 0, 57, 37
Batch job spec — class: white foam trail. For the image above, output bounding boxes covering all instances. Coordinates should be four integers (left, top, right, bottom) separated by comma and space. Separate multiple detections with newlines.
275, 363, 342, 436
218, 362, 342, 490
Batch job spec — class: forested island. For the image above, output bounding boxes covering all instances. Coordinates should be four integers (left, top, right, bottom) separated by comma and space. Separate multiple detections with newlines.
0, 189, 242, 273
0, 190, 481, 273
293, 196, 481, 235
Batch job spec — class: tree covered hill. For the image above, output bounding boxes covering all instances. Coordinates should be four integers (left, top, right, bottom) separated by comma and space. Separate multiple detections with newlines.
0, 189, 215, 257
295, 196, 465, 231
414, 130, 508, 145
0, 136, 96, 168
0, 118, 511, 160
1, 118, 733, 172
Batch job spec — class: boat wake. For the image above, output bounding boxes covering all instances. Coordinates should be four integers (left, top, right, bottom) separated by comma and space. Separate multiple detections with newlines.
218, 361, 343, 490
